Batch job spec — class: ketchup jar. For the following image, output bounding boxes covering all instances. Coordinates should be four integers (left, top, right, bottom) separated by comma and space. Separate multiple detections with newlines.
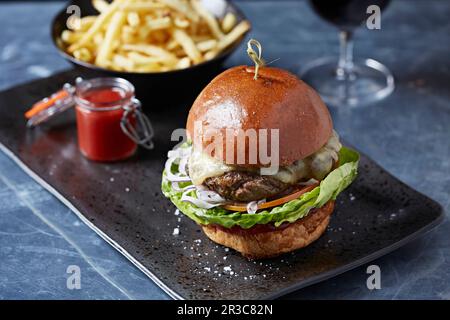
26, 77, 154, 162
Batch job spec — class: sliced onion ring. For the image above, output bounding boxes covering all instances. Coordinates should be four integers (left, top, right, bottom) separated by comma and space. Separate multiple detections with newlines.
181, 193, 223, 209
167, 146, 191, 159
178, 155, 188, 176
246, 201, 258, 214
164, 156, 191, 182
172, 182, 196, 192
196, 189, 226, 204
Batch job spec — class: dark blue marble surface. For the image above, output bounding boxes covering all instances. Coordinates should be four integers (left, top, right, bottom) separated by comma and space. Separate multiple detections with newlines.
0, 1, 449, 299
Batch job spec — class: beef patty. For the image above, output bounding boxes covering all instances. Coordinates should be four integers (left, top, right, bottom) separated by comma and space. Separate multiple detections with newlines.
204, 171, 289, 202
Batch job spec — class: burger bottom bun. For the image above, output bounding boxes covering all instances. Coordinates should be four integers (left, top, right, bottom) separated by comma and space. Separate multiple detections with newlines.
202, 201, 334, 259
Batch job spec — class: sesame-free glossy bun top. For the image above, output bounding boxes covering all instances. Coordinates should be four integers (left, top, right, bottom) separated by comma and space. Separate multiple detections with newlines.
186, 66, 333, 167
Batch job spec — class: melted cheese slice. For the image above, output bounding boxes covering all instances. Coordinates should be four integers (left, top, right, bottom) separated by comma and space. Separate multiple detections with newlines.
188, 150, 235, 185
188, 131, 342, 185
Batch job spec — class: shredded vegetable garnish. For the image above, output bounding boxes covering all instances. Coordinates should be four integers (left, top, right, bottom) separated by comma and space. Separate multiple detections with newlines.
164, 145, 321, 212
181, 188, 223, 210
162, 146, 360, 229
164, 156, 191, 182
164, 145, 228, 209
196, 189, 226, 204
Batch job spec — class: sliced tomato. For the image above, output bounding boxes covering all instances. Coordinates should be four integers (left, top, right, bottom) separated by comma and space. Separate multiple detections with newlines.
222, 183, 318, 212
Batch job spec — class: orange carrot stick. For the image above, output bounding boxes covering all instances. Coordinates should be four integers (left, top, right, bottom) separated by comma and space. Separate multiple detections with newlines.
222, 184, 318, 212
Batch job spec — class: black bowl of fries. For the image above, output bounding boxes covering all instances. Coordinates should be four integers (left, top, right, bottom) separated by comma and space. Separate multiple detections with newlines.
51, 0, 251, 105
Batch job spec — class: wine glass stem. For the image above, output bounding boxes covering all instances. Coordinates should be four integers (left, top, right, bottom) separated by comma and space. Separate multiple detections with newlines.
336, 30, 355, 80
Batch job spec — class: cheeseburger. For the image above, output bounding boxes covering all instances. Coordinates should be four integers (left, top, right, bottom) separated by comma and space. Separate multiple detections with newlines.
162, 64, 359, 259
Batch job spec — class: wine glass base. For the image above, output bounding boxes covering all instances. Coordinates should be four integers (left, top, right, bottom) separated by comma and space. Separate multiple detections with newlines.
299, 57, 394, 107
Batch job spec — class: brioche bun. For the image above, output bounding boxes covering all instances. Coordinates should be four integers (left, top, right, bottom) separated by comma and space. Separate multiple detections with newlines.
186, 66, 333, 167
202, 201, 334, 259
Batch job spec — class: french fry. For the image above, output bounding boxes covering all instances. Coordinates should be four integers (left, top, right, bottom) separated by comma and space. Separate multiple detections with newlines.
191, 34, 213, 42
113, 54, 135, 70
128, 52, 164, 64
191, 0, 224, 39
119, 2, 166, 11
73, 48, 93, 62
136, 64, 169, 72
127, 53, 175, 72
173, 28, 202, 63
96, 11, 127, 67
79, 16, 97, 31
122, 43, 178, 63
137, 26, 151, 41
216, 20, 250, 52
176, 57, 191, 69
196, 39, 217, 52
160, 0, 199, 22
145, 16, 172, 30
134, 66, 159, 73
61, 30, 81, 44
127, 11, 140, 27
93, 33, 104, 46
92, 0, 110, 13
204, 50, 217, 61
68, 0, 123, 52
173, 47, 187, 57
121, 25, 137, 43
166, 38, 180, 50
112, 39, 121, 51
221, 12, 236, 33
174, 17, 190, 28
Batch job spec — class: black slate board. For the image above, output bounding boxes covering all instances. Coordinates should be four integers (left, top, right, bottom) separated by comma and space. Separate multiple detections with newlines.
0, 70, 444, 299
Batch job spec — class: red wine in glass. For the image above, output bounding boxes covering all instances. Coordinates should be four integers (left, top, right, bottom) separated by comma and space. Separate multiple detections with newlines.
310, 0, 391, 31
300, 0, 394, 107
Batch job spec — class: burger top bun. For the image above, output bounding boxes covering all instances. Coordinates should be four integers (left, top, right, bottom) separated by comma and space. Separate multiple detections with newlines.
186, 66, 333, 167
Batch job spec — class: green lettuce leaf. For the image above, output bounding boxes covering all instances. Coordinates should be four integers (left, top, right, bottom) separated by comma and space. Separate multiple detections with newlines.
162, 146, 359, 229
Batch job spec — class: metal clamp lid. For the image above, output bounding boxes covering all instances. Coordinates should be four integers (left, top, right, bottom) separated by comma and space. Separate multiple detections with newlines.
26, 83, 76, 128
120, 98, 154, 150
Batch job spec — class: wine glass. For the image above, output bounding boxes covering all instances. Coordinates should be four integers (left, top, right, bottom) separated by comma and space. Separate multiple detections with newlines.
299, 0, 394, 107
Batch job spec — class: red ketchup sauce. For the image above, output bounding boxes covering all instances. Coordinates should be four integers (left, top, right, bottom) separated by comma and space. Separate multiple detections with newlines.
75, 87, 136, 162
